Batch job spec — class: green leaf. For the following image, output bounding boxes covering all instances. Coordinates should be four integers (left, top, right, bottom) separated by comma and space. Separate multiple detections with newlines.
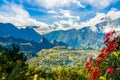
8, 60, 22, 80
112, 52, 118, 57
100, 76, 106, 80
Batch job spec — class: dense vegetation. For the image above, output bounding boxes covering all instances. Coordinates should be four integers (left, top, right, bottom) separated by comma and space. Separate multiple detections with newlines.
0, 44, 46, 80
0, 45, 91, 80
27, 47, 100, 80
28, 47, 99, 68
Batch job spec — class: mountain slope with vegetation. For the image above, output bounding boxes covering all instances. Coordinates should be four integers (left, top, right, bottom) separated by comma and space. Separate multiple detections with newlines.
0, 36, 68, 56
45, 27, 105, 49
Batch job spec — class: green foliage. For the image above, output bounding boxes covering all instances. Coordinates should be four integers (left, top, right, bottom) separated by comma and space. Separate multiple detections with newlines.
0, 44, 27, 80
99, 53, 120, 79
28, 47, 99, 68
0, 45, 88, 80
27, 47, 98, 80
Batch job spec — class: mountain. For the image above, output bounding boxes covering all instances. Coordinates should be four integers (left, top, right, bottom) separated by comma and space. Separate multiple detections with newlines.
0, 18, 119, 50
0, 23, 42, 42
39, 36, 68, 48
45, 27, 105, 49
39, 36, 55, 48
0, 36, 38, 56
0, 36, 68, 56
51, 39, 68, 46
45, 18, 120, 49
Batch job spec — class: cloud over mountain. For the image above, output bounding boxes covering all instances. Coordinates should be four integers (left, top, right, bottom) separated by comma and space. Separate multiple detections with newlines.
0, 2, 48, 27
0, 0, 119, 34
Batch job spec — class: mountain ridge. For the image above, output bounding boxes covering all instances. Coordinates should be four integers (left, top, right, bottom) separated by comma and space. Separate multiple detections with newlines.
0, 23, 42, 42
0, 36, 68, 56
45, 27, 105, 49
0, 17, 120, 50
45, 18, 120, 49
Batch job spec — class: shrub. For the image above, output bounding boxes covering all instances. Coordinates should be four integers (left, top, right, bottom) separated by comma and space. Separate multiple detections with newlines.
86, 30, 120, 80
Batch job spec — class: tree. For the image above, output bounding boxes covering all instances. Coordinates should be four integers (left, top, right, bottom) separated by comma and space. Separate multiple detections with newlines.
0, 44, 27, 80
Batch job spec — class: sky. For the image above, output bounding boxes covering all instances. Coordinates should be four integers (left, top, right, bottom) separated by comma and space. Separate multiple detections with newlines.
0, 0, 120, 34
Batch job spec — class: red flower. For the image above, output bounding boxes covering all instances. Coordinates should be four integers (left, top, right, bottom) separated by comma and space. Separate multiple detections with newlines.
89, 67, 101, 80
86, 30, 119, 80
115, 35, 120, 40
93, 67, 101, 77
107, 42, 117, 52
95, 53, 108, 65
97, 53, 107, 60
112, 42, 118, 50
101, 47, 108, 53
96, 59, 101, 65
107, 67, 114, 74
86, 62, 91, 70
105, 30, 115, 40
101, 47, 110, 54
86, 57, 92, 70
105, 30, 116, 44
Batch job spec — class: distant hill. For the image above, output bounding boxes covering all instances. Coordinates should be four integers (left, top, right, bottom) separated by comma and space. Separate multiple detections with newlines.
45, 27, 105, 49
0, 36, 68, 56
51, 39, 68, 46
0, 23, 42, 42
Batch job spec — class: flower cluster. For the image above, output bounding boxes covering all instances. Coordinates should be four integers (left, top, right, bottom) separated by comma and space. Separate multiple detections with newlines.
86, 30, 120, 80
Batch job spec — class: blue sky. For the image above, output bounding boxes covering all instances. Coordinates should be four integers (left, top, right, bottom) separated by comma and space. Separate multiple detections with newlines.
0, 0, 120, 34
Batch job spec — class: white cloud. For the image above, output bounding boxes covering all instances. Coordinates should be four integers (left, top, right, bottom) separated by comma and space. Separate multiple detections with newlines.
0, 2, 81, 34
0, 3, 49, 28
34, 24, 52, 34
106, 8, 120, 20
53, 9, 80, 20
35, 19, 79, 34
0, 2, 53, 34
79, 8, 120, 32
82, 0, 114, 9
37, 8, 120, 33
53, 19, 75, 30
80, 13, 106, 27
27, 0, 117, 10
47, 10, 58, 14
34, 19, 80, 34
27, 0, 84, 9
51, 19, 81, 30
32, 0, 116, 10
35, 19, 82, 34
80, 8, 120, 27
0, 1, 120, 34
